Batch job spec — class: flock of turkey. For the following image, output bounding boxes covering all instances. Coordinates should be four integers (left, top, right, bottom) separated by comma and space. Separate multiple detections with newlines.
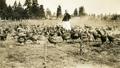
0, 23, 119, 46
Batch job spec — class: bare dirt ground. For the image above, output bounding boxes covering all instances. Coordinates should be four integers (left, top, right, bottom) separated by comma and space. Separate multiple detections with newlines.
0, 16, 120, 68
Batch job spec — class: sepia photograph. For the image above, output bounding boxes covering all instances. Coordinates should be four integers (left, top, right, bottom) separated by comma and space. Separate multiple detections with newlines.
0, 0, 120, 68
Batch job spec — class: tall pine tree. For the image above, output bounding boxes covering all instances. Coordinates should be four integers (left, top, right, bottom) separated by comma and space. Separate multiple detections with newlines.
24, 0, 32, 18
39, 5, 45, 19
12, 1, 25, 20
74, 8, 78, 16
0, 0, 7, 19
79, 6, 85, 16
31, 0, 40, 18
12, 1, 18, 20
0, 0, 7, 10
17, 2, 25, 19
56, 5, 62, 18
6, 5, 14, 20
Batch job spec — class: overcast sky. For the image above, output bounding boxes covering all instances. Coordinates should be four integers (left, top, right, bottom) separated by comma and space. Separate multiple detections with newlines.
6, 0, 120, 15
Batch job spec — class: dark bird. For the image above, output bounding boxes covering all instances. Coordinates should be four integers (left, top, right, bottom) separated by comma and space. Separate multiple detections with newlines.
107, 35, 114, 43
100, 35, 107, 44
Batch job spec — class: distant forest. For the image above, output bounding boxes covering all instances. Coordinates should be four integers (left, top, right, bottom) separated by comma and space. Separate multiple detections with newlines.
0, 0, 85, 20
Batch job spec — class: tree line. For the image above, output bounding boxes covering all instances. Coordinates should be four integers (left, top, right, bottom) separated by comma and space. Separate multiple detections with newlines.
73, 6, 86, 17
0, 0, 86, 20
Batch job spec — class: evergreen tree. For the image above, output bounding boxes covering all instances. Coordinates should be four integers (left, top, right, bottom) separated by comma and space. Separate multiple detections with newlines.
12, 1, 18, 20
74, 8, 78, 16
31, 0, 40, 18
12, 1, 25, 20
0, 0, 7, 19
56, 5, 62, 18
39, 5, 45, 19
0, 0, 7, 10
6, 5, 14, 20
79, 6, 85, 16
23, 9, 30, 19
24, 0, 32, 18
17, 2, 25, 19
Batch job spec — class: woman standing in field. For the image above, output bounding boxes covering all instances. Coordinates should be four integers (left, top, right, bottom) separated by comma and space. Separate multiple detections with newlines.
62, 10, 71, 30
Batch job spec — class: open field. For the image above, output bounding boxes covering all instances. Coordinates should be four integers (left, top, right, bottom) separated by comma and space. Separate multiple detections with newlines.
2, 16, 120, 27
0, 16, 120, 68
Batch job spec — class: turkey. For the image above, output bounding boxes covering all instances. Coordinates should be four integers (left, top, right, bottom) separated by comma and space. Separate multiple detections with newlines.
61, 30, 71, 41
0, 28, 8, 41
70, 30, 80, 40
17, 36, 26, 43
100, 35, 107, 44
